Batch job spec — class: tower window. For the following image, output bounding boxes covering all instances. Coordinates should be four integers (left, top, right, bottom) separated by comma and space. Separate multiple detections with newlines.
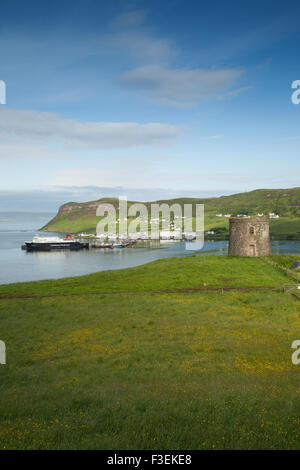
249, 226, 255, 234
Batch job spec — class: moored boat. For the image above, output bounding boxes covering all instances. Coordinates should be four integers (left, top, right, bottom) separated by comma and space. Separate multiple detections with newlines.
23, 234, 89, 252
90, 243, 113, 249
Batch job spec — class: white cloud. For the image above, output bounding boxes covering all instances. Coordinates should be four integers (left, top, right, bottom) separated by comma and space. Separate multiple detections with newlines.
0, 108, 181, 154
119, 64, 245, 106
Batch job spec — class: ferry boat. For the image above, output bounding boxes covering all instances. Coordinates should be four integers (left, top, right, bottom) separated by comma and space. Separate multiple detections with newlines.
23, 234, 89, 252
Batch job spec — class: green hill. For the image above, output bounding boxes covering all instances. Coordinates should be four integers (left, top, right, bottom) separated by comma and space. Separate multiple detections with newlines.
41, 187, 300, 240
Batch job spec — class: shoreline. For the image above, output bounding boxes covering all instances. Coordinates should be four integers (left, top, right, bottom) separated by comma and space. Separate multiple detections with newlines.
1, 244, 300, 286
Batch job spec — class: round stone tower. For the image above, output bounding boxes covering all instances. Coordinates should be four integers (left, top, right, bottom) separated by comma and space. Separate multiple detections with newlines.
228, 217, 270, 257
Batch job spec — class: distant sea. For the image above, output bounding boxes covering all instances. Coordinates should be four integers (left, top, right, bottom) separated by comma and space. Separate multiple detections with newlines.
0, 212, 299, 285
0, 211, 55, 232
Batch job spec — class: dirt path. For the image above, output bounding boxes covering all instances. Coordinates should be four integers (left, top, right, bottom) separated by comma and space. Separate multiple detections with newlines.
0, 285, 290, 300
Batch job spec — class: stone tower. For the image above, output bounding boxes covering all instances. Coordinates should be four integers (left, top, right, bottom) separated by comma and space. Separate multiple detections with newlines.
228, 217, 270, 257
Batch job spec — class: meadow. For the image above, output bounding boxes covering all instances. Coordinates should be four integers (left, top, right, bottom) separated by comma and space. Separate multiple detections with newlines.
0, 255, 300, 449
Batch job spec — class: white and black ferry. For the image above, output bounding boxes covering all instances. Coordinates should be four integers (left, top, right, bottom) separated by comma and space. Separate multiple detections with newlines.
23, 234, 89, 252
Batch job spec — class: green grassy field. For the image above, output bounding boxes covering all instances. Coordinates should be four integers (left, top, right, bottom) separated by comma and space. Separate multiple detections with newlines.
0, 255, 300, 449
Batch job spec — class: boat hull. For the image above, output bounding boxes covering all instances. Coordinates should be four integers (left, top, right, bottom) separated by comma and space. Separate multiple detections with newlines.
25, 241, 89, 252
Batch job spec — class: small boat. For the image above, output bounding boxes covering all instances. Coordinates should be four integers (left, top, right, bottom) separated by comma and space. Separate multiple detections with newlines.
91, 243, 113, 249
23, 234, 89, 252
119, 241, 136, 247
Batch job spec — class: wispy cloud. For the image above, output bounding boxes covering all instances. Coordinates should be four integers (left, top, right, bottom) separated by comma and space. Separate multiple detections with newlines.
50, 165, 285, 190
199, 135, 223, 140
101, 32, 176, 63
110, 9, 147, 29
223, 85, 253, 98
118, 64, 245, 106
100, 8, 177, 64
0, 108, 181, 155
105, 9, 248, 106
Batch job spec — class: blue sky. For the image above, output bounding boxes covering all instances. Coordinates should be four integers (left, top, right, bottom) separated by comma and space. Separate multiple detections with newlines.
0, 0, 300, 209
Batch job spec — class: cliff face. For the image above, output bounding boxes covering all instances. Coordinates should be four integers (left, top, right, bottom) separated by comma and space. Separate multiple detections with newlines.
41, 197, 123, 232
57, 201, 103, 216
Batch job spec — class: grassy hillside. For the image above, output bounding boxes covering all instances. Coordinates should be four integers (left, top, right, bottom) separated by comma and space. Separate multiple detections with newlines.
41, 187, 300, 239
1, 256, 300, 449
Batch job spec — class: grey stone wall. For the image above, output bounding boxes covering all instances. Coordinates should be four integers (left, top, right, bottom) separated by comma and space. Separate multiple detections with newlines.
228, 217, 270, 257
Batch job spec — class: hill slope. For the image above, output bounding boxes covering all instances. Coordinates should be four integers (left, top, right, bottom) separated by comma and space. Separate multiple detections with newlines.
41, 187, 300, 239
